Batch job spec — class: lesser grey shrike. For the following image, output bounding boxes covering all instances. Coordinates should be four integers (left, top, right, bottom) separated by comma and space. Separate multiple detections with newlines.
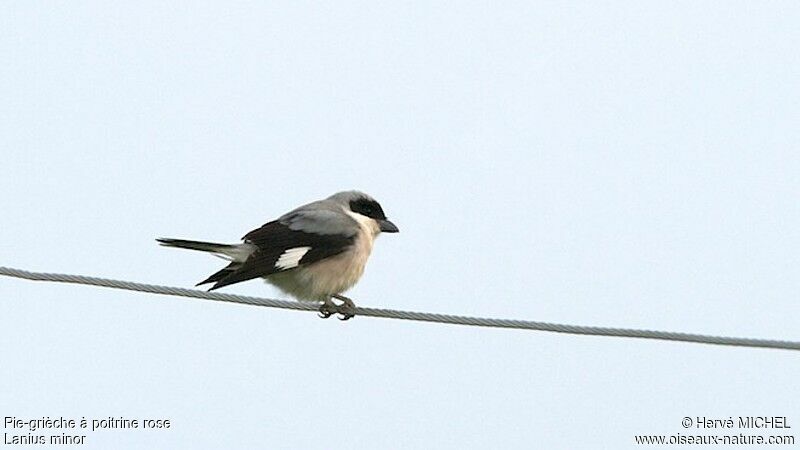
157, 190, 398, 319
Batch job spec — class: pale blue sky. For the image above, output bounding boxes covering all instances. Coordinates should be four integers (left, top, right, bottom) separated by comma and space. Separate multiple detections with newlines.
1, 1, 799, 449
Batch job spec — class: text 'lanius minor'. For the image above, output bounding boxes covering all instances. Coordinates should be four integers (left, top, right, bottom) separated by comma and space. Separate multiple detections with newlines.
158, 191, 398, 319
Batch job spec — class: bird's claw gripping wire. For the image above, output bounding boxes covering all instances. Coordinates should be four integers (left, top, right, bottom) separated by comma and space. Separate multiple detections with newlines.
317, 301, 336, 319
334, 294, 356, 320
317, 295, 356, 320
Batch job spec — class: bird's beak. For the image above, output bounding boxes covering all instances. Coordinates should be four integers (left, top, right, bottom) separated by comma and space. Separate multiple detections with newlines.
378, 219, 399, 233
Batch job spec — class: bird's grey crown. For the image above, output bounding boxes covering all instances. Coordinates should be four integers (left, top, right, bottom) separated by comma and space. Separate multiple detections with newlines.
326, 190, 375, 206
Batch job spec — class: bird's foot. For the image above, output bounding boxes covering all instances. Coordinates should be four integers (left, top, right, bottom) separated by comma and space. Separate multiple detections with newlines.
318, 298, 338, 319
317, 300, 355, 320
317, 296, 356, 320
332, 294, 356, 320
315, 295, 358, 321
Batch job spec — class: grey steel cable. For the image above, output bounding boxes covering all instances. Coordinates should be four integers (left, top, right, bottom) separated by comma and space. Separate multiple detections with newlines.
2, 266, 799, 351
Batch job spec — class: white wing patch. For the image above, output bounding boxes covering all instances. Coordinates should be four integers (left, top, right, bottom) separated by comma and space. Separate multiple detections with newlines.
275, 246, 312, 270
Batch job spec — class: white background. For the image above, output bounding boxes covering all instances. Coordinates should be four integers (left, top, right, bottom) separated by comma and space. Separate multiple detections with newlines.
1, 1, 798, 448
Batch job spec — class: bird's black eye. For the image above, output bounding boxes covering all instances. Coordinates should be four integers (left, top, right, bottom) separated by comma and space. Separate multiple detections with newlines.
350, 198, 386, 220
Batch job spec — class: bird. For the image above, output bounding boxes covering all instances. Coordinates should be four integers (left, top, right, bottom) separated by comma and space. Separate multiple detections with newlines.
157, 190, 399, 320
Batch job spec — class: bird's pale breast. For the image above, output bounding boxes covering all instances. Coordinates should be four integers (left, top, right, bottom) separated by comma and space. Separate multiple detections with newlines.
265, 222, 375, 301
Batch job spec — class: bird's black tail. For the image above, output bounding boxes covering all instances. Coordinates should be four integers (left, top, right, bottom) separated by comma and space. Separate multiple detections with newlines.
156, 238, 235, 254
156, 238, 241, 288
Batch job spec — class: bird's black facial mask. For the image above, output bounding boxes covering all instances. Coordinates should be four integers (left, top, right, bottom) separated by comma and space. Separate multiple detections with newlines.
350, 198, 399, 232
349, 198, 387, 220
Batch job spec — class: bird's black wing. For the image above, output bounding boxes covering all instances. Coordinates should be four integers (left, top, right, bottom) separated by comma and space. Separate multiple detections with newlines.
205, 220, 355, 291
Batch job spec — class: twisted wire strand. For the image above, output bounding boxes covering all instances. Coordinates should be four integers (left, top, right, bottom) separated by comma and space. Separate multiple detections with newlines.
2, 266, 799, 351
